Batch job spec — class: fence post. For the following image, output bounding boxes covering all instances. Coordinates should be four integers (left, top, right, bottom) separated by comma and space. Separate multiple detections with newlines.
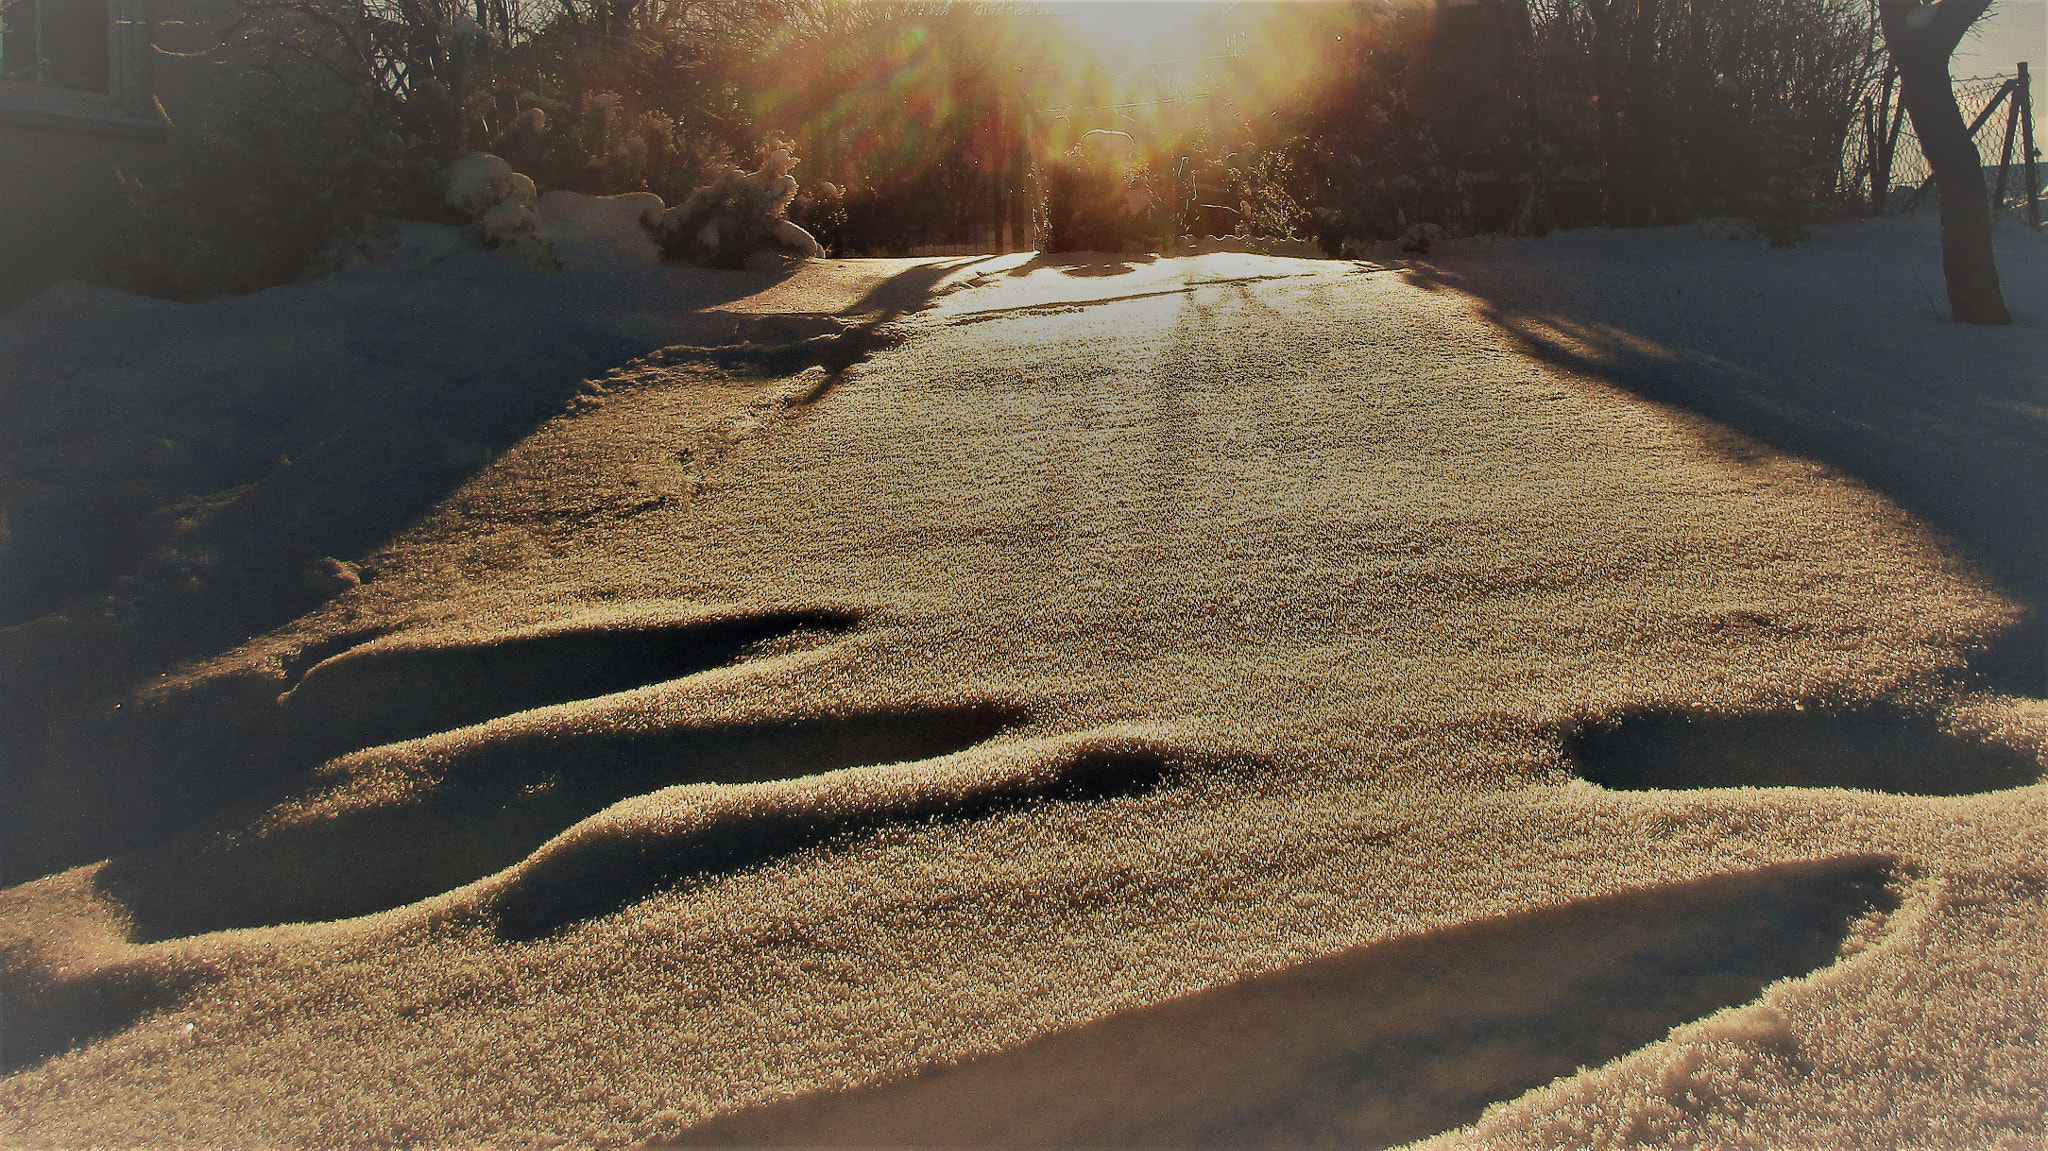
2021, 62, 2040, 227
1994, 73, 2020, 210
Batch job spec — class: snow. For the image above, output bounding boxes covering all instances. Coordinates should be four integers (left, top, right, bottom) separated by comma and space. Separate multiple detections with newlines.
1690, 215, 1762, 242
1, 210, 2044, 1148
1413, 209, 2048, 635
535, 189, 667, 270
441, 152, 529, 218
773, 217, 827, 259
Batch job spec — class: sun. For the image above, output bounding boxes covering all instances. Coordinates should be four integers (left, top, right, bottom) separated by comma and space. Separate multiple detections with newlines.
1027, 0, 1352, 155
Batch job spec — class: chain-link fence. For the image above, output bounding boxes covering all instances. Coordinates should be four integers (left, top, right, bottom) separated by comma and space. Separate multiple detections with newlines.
1841, 69, 2042, 214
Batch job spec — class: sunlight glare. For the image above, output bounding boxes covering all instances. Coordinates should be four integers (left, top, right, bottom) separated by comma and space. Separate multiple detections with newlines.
1039, 0, 1207, 67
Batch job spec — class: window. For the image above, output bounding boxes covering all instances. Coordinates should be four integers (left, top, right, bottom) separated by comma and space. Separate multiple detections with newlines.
0, 0, 157, 132
2, 0, 111, 92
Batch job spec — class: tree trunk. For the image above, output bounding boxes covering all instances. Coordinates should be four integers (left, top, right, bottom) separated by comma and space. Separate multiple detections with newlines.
1879, 0, 2009, 324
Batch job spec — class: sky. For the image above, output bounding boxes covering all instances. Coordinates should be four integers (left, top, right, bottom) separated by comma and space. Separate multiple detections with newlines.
1955, 0, 2045, 148
1955, 0, 2046, 80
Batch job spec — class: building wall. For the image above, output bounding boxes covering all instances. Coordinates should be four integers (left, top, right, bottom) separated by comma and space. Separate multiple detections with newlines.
0, 0, 255, 312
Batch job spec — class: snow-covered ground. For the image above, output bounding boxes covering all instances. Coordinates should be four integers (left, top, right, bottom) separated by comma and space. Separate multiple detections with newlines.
0, 207, 934, 838
1418, 210, 2048, 691
2, 206, 2045, 1148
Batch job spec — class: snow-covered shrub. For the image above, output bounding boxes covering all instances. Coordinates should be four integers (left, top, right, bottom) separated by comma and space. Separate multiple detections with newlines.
442, 153, 544, 247
649, 141, 825, 268
789, 182, 848, 257
431, 144, 824, 269
1400, 221, 1448, 253
444, 152, 533, 217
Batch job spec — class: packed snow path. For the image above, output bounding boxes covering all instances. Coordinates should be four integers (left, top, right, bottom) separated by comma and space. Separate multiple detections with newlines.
3, 240, 2045, 1148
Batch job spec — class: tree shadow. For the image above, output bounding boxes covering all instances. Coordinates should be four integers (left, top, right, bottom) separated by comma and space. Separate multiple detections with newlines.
1403, 243, 2046, 697
1007, 252, 1160, 278
673, 857, 1898, 1149
845, 256, 999, 317
717, 256, 1001, 407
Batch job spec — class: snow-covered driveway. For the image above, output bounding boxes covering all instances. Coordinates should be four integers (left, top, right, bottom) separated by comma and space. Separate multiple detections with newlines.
4, 228, 2045, 1148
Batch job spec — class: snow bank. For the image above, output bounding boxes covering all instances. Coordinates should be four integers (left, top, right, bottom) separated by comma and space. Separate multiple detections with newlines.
0, 182, 879, 691
536, 190, 667, 271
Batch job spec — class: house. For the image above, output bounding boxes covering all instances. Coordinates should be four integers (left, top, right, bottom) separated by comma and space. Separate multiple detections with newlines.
0, 0, 252, 310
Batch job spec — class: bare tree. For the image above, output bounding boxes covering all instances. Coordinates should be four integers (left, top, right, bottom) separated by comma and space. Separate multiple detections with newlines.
1878, 0, 2008, 323
1528, 0, 1883, 231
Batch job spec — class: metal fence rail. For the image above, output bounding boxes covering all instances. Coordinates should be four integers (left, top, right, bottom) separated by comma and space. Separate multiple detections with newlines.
1841, 64, 2042, 223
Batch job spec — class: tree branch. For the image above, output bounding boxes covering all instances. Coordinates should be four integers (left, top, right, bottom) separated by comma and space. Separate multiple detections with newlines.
1877, 0, 1992, 62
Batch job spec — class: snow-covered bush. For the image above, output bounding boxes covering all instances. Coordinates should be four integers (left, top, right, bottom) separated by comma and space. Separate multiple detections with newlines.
789, 182, 848, 257
434, 144, 824, 269
649, 141, 825, 268
444, 152, 535, 218
443, 153, 543, 247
